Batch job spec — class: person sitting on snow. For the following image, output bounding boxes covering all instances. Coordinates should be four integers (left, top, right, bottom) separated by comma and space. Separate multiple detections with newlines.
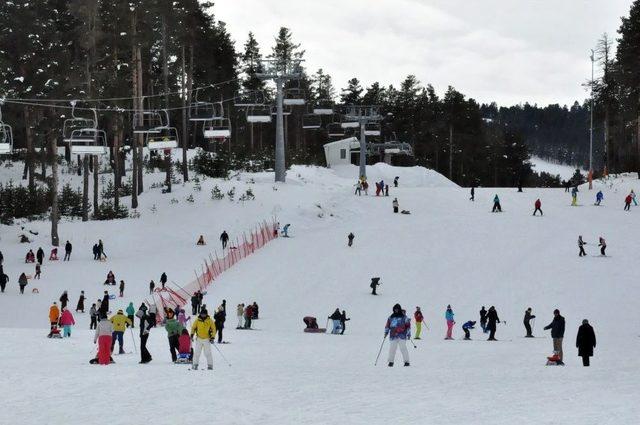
196, 235, 206, 246
462, 320, 476, 340
49, 248, 58, 261
178, 328, 192, 361
25, 249, 35, 263
104, 271, 116, 286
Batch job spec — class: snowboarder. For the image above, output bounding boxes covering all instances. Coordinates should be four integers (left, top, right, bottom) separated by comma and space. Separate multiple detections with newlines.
524, 308, 536, 337
486, 306, 500, 341
470, 187, 475, 201
384, 303, 411, 367
236, 303, 244, 329
533, 199, 543, 216
197, 235, 206, 245
94, 312, 114, 365
445, 305, 455, 340
160, 272, 167, 288
18, 272, 28, 294
59, 307, 75, 337
126, 302, 135, 328
393, 176, 399, 188
571, 186, 578, 206
110, 309, 132, 354
282, 224, 291, 237
164, 308, 184, 362
595, 191, 603, 206
492, 194, 502, 212
576, 319, 596, 367
328, 308, 342, 334
36, 247, 44, 265
49, 302, 60, 334
392, 198, 399, 213
543, 309, 566, 364
578, 236, 587, 257
340, 310, 350, 335
348, 232, 355, 247
149, 280, 155, 294
414, 307, 424, 339
220, 231, 229, 249
89, 303, 98, 330
479, 306, 488, 333
63, 241, 72, 261
213, 306, 226, 343
462, 320, 476, 340
190, 308, 216, 370
370, 277, 381, 295
119, 280, 125, 297
598, 237, 607, 256
76, 291, 85, 313
59, 290, 69, 310
624, 194, 632, 211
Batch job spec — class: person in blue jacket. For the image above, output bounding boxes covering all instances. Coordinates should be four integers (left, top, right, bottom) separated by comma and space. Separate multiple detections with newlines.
492, 195, 502, 212
282, 224, 291, 237
462, 321, 476, 340
595, 190, 604, 206
445, 305, 455, 339
384, 304, 411, 367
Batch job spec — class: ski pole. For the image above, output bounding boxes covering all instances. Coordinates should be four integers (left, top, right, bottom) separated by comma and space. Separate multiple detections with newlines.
374, 335, 387, 366
211, 341, 232, 367
129, 327, 137, 354
409, 338, 417, 349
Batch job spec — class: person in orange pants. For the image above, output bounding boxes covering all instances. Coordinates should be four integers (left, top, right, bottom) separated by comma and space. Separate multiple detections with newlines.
94, 313, 114, 365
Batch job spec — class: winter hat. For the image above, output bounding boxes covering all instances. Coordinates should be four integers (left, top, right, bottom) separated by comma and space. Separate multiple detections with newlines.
447, 304, 451, 309
200, 309, 208, 317
392, 303, 402, 313
117, 309, 123, 314
553, 309, 560, 315
582, 319, 589, 325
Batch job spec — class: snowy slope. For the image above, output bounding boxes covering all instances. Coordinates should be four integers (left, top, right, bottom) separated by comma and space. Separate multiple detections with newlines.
0, 160, 638, 425
530, 155, 585, 180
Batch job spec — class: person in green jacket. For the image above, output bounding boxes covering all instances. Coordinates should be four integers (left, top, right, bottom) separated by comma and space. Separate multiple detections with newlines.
164, 309, 184, 362
126, 302, 136, 329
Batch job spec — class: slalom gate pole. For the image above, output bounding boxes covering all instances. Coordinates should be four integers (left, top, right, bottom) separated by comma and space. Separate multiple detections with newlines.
211, 341, 231, 367
130, 327, 137, 354
374, 336, 387, 366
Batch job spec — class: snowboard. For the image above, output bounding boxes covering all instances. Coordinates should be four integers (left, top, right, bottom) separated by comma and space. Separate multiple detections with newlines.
304, 328, 327, 333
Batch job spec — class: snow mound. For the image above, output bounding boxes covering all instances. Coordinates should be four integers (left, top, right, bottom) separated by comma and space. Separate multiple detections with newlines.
327, 163, 458, 188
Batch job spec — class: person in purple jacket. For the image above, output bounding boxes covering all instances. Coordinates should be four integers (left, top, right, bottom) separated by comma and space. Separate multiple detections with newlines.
384, 303, 411, 367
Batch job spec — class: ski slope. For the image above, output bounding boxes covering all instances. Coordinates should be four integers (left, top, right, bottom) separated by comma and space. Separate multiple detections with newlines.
0, 160, 638, 425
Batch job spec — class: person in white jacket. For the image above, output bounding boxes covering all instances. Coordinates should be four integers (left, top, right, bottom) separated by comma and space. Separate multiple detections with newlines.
93, 313, 114, 365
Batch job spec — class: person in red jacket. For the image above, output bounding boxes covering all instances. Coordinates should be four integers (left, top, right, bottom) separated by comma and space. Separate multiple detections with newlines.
244, 304, 253, 329
624, 194, 632, 211
414, 307, 424, 339
178, 329, 192, 361
59, 308, 76, 337
533, 199, 543, 216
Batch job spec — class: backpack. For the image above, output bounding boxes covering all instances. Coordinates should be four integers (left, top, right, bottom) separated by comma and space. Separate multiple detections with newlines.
135, 309, 145, 319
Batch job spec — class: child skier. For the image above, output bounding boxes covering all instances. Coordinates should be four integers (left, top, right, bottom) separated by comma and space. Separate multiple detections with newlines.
624, 194, 632, 211
59, 307, 75, 337
598, 237, 607, 256
524, 308, 536, 337
533, 199, 543, 216
462, 320, 476, 340
384, 304, 411, 367
414, 307, 424, 339
571, 186, 578, 206
578, 236, 587, 257
282, 224, 291, 237
492, 194, 502, 212
445, 305, 455, 340
595, 191, 603, 206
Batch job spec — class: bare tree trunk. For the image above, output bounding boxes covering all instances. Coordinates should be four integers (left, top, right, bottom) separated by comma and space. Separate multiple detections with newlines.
136, 43, 144, 195
181, 45, 189, 182
50, 132, 59, 246
113, 119, 121, 210
131, 11, 139, 209
448, 124, 453, 181
24, 106, 35, 189
82, 158, 89, 221
93, 156, 99, 213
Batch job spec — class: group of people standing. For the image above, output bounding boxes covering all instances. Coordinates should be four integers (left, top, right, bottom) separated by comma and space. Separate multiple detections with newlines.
236, 302, 259, 329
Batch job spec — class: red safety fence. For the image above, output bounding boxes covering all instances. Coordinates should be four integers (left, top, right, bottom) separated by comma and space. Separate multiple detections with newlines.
148, 220, 278, 321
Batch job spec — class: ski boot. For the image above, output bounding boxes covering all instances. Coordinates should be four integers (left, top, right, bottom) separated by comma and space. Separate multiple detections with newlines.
404, 362, 410, 367
388, 362, 394, 367
207, 365, 213, 370
192, 364, 198, 370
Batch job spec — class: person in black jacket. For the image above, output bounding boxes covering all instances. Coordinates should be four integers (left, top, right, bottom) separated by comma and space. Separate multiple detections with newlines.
36, 247, 45, 265
160, 272, 167, 289
544, 309, 566, 362
220, 231, 229, 249
576, 319, 596, 366
213, 307, 226, 343
340, 310, 350, 335
59, 291, 69, 310
99, 290, 110, 317
0, 265, 7, 293
523, 308, 536, 337
486, 306, 500, 341
328, 308, 342, 334
479, 306, 487, 333
348, 233, 355, 247
64, 241, 72, 261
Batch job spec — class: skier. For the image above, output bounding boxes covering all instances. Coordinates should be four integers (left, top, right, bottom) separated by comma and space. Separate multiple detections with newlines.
632, 189, 638, 206
213, 306, 226, 343
160, 272, 167, 289
59, 307, 75, 337
49, 302, 60, 334
34, 263, 41, 279
384, 304, 411, 367
524, 307, 536, 337
578, 236, 587, 257
138, 305, 152, 364
89, 303, 98, 330
393, 176, 399, 188
571, 186, 578, 206
236, 303, 245, 329
149, 280, 155, 294
598, 237, 607, 256
220, 231, 229, 249
18, 272, 28, 294
190, 308, 216, 370
533, 199, 543, 216
462, 320, 476, 340
370, 277, 381, 295
595, 191, 603, 206
414, 307, 424, 339
282, 224, 291, 237
543, 309, 566, 364
470, 186, 475, 201
492, 194, 502, 212
340, 310, 350, 335
348, 232, 355, 247
119, 280, 125, 297
126, 302, 136, 328
328, 308, 342, 334
110, 309, 132, 354
392, 198, 399, 213
76, 291, 85, 313
445, 305, 455, 340
59, 290, 69, 310
94, 312, 114, 365
576, 319, 596, 367
63, 241, 72, 261
624, 194, 632, 211
36, 247, 44, 265
164, 308, 184, 363
486, 306, 500, 341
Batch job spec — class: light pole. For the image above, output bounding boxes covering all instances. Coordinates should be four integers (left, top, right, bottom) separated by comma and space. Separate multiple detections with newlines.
589, 49, 594, 189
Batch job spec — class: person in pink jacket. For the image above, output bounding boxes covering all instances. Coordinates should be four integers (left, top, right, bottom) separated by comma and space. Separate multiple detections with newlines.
59, 307, 76, 337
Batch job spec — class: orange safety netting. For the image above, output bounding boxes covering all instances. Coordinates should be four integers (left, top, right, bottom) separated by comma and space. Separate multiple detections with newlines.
148, 220, 278, 321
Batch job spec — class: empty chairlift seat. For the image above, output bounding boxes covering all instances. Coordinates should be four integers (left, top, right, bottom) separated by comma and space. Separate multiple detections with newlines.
203, 118, 232, 139
283, 88, 306, 106
246, 106, 272, 123
69, 128, 108, 156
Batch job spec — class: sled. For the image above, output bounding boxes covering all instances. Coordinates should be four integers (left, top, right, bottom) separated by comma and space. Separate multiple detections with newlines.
47, 332, 63, 339
304, 328, 327, 333
546, 354, 564, 366
108, 294, 116, 300
175, 354, 192, 364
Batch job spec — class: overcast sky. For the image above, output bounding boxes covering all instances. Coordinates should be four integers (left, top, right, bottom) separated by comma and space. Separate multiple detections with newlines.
214, 0, 632, 107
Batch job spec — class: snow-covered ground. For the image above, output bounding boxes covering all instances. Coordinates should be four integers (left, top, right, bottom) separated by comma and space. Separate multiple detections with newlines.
0, 156, 638, 425
530, 156, 585, 181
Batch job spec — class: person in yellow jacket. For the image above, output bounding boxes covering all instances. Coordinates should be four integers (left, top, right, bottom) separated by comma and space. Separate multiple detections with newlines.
190, 308, 216, 370
110, 310, 132, 354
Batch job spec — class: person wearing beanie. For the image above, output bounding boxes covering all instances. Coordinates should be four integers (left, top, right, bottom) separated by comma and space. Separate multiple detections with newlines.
445, 305, 455, 340
164, 308, 184, 362
384, 304, 411, 367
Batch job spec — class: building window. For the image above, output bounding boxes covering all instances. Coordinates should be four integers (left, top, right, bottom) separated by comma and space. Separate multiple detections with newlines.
340, 149, 346, 159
